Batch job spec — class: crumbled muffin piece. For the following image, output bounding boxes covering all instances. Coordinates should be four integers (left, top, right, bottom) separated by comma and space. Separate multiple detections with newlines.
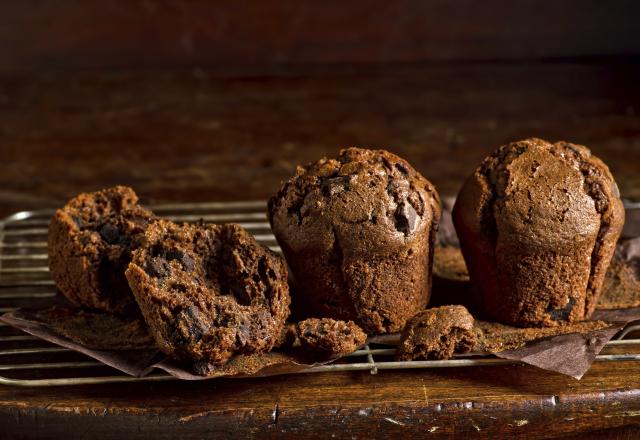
396, 305, 476, 360
292, 318, 367, 356
48, 186, 155, 315
125, 220, 290, 365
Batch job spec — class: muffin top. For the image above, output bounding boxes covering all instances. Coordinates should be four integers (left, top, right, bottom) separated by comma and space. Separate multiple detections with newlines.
268, 147, 441, 254
470, 138, 623, 248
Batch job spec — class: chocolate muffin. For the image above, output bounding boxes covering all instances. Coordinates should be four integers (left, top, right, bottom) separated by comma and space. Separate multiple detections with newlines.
396, 305, 476, 361
286, 318, 367, 357
48, 186, 155, 315
453, 138, 625, 327
125, 220, 290, 365
268, 148, 441, 334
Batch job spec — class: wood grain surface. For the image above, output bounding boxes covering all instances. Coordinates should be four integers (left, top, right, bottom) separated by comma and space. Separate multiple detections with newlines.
1, 62, 639, 217
1, 60, 640, 438
2, 1, 640, 74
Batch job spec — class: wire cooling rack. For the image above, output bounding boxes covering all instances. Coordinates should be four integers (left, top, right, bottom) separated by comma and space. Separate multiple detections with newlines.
1, 200, 640, 387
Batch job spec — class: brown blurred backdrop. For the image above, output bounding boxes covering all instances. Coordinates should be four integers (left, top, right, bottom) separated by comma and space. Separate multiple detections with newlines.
1, 0, 639, 216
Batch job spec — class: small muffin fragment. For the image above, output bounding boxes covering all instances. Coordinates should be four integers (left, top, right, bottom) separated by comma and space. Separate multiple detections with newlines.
125, 220, 290, 365
292, 318, 367, 357
48, 186, 155, 315
453, 138, 625, 327
396, 305, 476, 361
269, 147, 441, 334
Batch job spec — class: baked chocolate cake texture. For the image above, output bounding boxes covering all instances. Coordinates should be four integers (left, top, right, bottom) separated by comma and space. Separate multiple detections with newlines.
453, 138, 624, 327
268, 147, 441, 334
125, 220, 290, 365
48, 186, 155, 315
285, 317, 367, 357
396, 305, 476, 361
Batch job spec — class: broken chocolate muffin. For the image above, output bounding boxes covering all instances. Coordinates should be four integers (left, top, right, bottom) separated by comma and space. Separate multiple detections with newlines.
268, 148, 441, 334
453, 139, 625, 327
125, 220, 290, 365
396, 305, 476, 360
287, 318, 367, 357
48, 186, 155, 315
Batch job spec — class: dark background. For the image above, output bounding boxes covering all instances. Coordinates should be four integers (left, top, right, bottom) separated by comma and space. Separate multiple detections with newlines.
1, 0, 639, 218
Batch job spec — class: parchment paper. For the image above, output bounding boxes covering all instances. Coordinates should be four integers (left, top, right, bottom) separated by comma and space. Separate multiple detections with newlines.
0, 308, 338, 379
3, 306, 640, 380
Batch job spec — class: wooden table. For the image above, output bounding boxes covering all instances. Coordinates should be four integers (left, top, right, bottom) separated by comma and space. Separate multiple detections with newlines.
1, 61, 640, 438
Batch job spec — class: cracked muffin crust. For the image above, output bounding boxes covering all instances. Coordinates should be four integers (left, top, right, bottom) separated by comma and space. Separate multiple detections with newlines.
268, 148, 441, 334
48, 186, 155, 315
125, 220, 290, 365
396, 305, 476, 360
452, 138, 625, 327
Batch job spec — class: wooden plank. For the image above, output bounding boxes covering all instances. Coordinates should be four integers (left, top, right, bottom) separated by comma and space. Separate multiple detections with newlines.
0, 62, 639, 219
1, 361, 640, 438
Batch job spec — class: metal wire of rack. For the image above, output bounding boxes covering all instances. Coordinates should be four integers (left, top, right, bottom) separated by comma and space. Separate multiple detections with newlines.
1, 200, 640, 387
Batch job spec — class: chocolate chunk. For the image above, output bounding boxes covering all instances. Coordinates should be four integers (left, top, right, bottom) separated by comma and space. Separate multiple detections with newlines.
164, 248, 184, 262
163, 248, 195, 271
99, 223, 121, 245
395, 163, 409, 175
71, 215, 85, 229
177, 306, 210, 341
321, 176, 350, 196
547, 297, 576, 321
180, 253, 195, 272
236, 321, 251, 346
235, 314, 267, 346
144, 257, 171, 278
394, 201, 419, 235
